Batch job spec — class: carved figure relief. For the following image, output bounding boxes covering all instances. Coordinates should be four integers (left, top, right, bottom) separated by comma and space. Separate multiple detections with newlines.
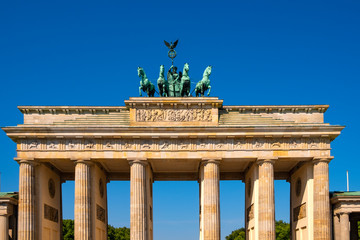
48, 141, 59, 150
271, 140, 281, 149
104, 141, 114, 150
215, 139, 227, 150
159, 141, 170, 150
136, 109, 212, 122
289, 138, 302, 149
309, 138, 320, 149
254, 139, 264, 149
234, 139, 246, 150
28, 140, 39, 149
122, 141, 135, 150
141, 140, 152, 150
177, 140, 191, 150
66, 139, 80, 150
197, 139, 209, 150
22, 137, 331, 152
84, 140, 95, 149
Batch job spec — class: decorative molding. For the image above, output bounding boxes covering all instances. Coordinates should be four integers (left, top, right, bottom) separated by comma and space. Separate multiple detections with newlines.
20, 137, 332, 152
136, 109, 212, 122
18, 106, 128, 115
222, 105, 329, 114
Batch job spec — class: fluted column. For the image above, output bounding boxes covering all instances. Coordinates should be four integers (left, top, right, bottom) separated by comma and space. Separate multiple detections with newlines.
74, 160, 92, 240
313, 157, 332, 240
18, 160, 36, 240
130, 160, 148, 240
0, 213, 9, 240
339, 213, 350, 240
257, 158, 275, 240
200, 159, 220, 240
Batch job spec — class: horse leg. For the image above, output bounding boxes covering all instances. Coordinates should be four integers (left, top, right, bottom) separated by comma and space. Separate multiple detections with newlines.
139, 86, 142, 97
207, 86, 211, 96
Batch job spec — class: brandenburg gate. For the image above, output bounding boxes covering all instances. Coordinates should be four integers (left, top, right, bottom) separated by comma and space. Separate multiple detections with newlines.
2, 97, 343, 240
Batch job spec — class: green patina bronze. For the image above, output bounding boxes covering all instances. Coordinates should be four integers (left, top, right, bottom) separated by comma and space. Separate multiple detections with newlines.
157, 65, 169, 97
180, 63, 191, 97
195, 66, 212, 97
167, 65, 182, 97
138, 67, 155, 97
137, 40, 213, 97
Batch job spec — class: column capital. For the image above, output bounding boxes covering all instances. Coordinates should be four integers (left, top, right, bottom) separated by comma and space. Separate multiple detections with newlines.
128, 158, 148, 166
339, 211, 350, 216
71, 158, 93, 166
14, 158, 39, 166
0, 203, 14, 216
201, 158, 222, 165
313, 156, 334, 164
256, 157, 277, 165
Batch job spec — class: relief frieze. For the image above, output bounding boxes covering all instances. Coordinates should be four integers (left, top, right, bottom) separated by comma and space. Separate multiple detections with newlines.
136, 109, 212, 122
21, 137, 330, 152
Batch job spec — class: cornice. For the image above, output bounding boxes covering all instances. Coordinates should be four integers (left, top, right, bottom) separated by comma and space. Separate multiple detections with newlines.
2, 125, 344, 141
18, 106, 128, 114
222, 105, 329, 113
17, 104, 329, 114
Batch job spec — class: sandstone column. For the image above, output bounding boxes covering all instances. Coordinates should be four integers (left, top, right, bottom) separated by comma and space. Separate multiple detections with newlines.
74, 160, 92, 240
339, 212, 350, 240
200, 159, 220, 240
313, 157, 332, 240
130, 159, 148, 240
18, 160, 36, 240
0, 206, 11, 240
257, 158, 276, 240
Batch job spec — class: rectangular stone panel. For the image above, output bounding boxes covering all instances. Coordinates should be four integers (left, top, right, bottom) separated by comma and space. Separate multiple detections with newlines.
247, 204, 254, 221
44, 204, 58, 223
293, 202, 306, 222
96, 204, 106, 223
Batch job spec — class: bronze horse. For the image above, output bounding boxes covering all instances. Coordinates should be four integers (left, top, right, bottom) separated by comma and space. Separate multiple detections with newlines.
138, 67, 155, 97
195, 66, 212, 97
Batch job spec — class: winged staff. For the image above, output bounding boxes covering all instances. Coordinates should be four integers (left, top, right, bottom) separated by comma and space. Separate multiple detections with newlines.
164, 39, 178, 50
164, 39, 179, 65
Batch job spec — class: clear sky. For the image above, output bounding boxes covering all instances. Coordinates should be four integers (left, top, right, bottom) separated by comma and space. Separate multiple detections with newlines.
1, 1, 359, 239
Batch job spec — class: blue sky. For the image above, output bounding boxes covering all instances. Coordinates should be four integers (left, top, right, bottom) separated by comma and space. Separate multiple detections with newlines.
0, 1, 359, 239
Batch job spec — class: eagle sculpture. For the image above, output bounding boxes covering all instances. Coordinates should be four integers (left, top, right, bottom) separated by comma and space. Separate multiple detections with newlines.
164, 39, 179, 50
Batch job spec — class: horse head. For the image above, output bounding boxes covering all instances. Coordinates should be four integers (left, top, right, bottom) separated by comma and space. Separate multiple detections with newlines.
159, 65, 165, 77
183, 63, 189, 74
137, 67, 144, 78
202, 66, 212, 79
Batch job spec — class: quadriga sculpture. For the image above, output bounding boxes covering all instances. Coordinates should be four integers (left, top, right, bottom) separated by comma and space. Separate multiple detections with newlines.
157, 65, 169, 97
195, 66, 212, 97
180, 63, 191, 97
138, 67, 155, 97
